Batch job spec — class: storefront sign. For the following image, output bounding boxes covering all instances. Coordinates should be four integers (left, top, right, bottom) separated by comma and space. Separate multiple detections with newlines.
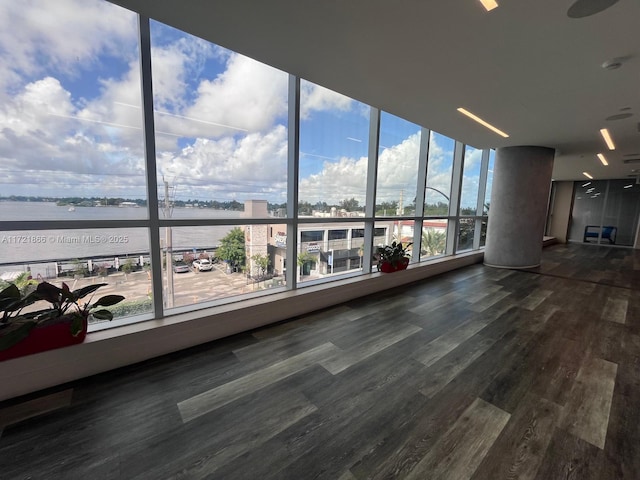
274, 231, 286, 247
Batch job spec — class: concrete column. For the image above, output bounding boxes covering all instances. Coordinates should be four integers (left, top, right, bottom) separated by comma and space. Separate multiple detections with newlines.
484, 146, 554, 268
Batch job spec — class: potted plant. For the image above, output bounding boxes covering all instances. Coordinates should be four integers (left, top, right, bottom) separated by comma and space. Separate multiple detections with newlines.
0, 281, 124, 362
376, 241, 412, 273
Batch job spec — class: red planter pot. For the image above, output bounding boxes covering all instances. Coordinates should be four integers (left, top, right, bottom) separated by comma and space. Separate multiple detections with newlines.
0, 316, 87, 362
379, 258, 410, 273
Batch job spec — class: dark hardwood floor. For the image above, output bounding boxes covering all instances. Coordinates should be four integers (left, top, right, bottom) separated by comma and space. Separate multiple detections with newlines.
1, 243, 639, 479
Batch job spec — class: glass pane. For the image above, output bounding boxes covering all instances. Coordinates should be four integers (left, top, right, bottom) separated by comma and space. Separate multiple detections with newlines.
460, 145, 482, 215
298, 80, 369, 216
420, 220, 447, 260
457, 218, 475, 251
424, 132, 454, 215
480, 219, 488, 247
601, 180, 640, 246
150, 22, 288, 219
569, 180, 607, 242
162, 224, 286, 309
376, 112, 421, 216
297, 222, 371, 284
484, 150, 495, 215
0, 1, 146, 220
0, 227, 153, 325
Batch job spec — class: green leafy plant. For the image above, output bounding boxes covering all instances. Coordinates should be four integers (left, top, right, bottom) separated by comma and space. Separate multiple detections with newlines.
0, 281, 124, 351
376, 241, 412, 270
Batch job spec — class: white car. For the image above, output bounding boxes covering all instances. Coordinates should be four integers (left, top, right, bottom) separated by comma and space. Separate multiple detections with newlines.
192, 258, 213, 271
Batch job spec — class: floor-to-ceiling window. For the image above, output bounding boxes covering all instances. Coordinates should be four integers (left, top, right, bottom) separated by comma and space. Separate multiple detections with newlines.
149, 21, 289, 309
421, 132, 455, 260
0, 0, 494, 331
297, 80, 369, 283
0, 0, 153, 326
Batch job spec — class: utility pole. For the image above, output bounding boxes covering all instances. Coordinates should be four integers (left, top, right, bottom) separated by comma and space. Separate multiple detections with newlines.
164, 178, 174, 308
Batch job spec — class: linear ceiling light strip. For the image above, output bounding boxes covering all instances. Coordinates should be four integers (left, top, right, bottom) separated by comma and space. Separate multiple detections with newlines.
599, 128, 616, 150
457, 108, 509, 138
479, 0, 499, 11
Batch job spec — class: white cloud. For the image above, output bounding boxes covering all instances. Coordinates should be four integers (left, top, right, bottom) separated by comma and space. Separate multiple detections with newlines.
182, 53, 288, 136
296, 130, 462, 206
158, 125, 288, 201
300, 81, 354, 120
299, 155, 369, 205
150, 35, 216, 112
376, 132, 421, 204
0, 74, 145, 196
0, 0, 137, 94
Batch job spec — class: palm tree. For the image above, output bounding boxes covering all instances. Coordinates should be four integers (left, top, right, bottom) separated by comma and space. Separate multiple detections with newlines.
421, 229, 446, 257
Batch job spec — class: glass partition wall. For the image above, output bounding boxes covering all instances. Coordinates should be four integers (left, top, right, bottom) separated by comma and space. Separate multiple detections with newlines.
0, 0, 492, 329
569, 179, 640, 246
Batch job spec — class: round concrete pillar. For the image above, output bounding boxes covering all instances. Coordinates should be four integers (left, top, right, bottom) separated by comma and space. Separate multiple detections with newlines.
484, 146, 555, 268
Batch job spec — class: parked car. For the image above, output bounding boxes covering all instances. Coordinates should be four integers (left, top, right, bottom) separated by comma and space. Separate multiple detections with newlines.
173, 261, 190, 273
193, 258, 213, 272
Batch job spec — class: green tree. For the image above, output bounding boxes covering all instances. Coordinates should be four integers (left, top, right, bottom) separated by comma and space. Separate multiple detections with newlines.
297, 251, 316, 277
251, 253, 270, 278
375, 201, 398, 216
217, 227, 246, 271
0, 272, 37, 293
421, 229, 446, 256
121, 259, 135, 275
298, 201, 313, 215
340, 197, 360, 211
424, 202, 449, 215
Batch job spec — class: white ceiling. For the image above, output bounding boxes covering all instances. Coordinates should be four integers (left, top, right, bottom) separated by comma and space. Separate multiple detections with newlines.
111, 0, 640, 181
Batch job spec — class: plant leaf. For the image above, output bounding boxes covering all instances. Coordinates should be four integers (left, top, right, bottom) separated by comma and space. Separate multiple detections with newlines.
0, 321, 37, 350
0, 284, 20, 301
93, 295, 124, 307
69, 314, 84, 337
91, 309, 113, 321
35, 282, 62, 303
72, 284, 107, 300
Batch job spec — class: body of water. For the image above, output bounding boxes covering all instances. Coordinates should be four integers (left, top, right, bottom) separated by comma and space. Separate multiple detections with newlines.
0, 201, 244, 266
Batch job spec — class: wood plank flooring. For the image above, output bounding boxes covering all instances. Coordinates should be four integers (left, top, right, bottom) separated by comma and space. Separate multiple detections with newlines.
1, 243, 639, 479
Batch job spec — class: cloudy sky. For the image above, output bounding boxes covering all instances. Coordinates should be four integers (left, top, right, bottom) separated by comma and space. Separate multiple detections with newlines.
0, 0, 490, 210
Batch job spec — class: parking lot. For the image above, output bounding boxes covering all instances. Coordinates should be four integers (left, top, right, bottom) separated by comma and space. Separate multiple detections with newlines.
60, 261, 282, 311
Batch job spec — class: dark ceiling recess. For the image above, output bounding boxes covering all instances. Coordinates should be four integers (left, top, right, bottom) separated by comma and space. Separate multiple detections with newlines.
623, 159, 640, 164
567, 0, 620, 18
605, 113, 633, 121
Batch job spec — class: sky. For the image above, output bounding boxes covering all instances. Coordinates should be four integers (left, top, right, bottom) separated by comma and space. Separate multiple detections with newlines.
0, 0, 490, 211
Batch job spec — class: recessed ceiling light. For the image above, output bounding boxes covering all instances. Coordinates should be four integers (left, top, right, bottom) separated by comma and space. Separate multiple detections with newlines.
624, 184, 633, 189
600, 128, 616, 150
602, 58, 623, 70
479, 0, 498, 11
567, 0, 620, 18
606, 113, 633, 121
457, 108, 509, 138
583, 172, 593, 179
597, 153, 609, 166
582, 182, 591, 187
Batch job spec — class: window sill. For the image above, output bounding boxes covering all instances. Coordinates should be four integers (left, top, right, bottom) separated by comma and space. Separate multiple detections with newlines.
0, 250, 483, 401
